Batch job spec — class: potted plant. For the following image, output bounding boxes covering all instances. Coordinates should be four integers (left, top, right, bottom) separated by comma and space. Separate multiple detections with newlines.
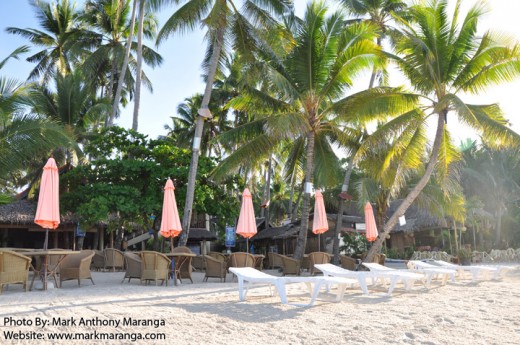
457, 248, 473, 265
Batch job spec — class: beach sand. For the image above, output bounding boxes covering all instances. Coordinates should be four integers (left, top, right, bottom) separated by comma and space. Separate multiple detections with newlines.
1, 267, 519, 345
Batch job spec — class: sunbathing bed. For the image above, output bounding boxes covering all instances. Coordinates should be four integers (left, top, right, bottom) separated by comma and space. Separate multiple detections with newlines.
228, 267, 358, 307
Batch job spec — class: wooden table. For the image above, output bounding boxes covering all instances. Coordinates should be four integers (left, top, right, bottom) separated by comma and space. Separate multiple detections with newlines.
164, 253, 196, 286
23, 250, 76, 290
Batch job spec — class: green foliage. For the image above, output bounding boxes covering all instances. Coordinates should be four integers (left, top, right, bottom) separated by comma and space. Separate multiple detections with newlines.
340, 233, 369, 257
61, 127, 240, 234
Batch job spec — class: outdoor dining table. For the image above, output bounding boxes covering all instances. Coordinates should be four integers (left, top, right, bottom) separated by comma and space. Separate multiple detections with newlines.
164, 252, 196, 286
23, 250, 76, 291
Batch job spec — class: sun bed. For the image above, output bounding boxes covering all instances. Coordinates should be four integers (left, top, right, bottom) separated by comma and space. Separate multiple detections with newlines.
430, 260, 498, 281
406, 260, 456, 287
228, 267, 357, 307
315, 263, 424, 296
361, 262, 426, 292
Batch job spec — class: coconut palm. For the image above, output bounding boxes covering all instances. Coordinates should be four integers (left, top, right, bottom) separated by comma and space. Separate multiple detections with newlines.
157, 0, 293, 245
82, 0, 162, 126
213, 2, 419, 259
363, 0, 520, 260
6, 0, 99, 82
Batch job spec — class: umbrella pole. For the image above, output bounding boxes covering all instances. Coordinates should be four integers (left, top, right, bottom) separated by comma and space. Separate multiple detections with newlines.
44, 228, 49, 251
318, 234, 320, 252
246, 238, 249, 253
170, 237, 173, 253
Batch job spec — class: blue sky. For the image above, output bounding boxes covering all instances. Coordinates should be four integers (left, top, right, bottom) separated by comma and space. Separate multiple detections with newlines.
1, 0, 519, 141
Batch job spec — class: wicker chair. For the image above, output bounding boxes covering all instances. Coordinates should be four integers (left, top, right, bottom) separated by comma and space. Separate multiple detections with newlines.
121, 252, 143, 283
308, 252, 332, 275
280, 255, 301, 276
191, 255, 205, 271
104, 248, 125, 271
267, 252, 283, 269
0, 250, 31, 294
339, 255, 357, 271
374, 253, 386, 265
91, 250, 105, 271
203, 255, 227, 282
171, 247, 194, 284
140, 251, 171, 286
59, 250, 96, 287
229, 252, 255, 268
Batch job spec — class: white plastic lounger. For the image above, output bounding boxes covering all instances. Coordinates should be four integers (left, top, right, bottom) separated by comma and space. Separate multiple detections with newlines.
314, 263, 410, 296
362, 262, 426, 292
229, 267, 357, 307
431, 260, 497, 281
407, 260, 456, 287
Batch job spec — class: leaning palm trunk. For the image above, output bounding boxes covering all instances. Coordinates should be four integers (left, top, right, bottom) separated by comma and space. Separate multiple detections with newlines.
180, 28, 224, 246
365, 110, 447, 262
131, 0, 145, 131
294, 130, 316, 259
332, 159, 354, 265
111, 0, 137, 124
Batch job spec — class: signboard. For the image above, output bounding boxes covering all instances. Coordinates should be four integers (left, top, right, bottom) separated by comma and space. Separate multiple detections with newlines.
225, 227, 236, 247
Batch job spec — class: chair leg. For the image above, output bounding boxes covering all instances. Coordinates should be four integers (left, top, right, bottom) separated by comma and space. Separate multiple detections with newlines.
90, 277, 95, 285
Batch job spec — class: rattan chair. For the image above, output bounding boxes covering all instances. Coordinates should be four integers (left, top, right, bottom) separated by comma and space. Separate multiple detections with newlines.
0, 250, 31, 294
104, 248, 125, 271
191, 255, 205, 271
267, 252, 283, 269
203, 255, 227, 282
280, 254, 301, 276
140, 251, 171, 286
172, 247, 194, 284
91, 250, 105, 271
308, 252, 332, 275
339, 255, 357, 270
229, 252, 255, 268
59, 250, 96, 287
122, 252, 143, 283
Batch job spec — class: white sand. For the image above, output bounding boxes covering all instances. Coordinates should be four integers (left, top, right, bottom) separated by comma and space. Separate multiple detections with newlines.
1, 267, 519, 345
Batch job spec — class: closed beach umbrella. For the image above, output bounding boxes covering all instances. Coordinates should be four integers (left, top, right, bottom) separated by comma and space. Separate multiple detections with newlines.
312, 189, 328, 251
159, 178, 183, 252
364, 202, 378, 242
34, 157, 60, 250
236, 188, 256, 252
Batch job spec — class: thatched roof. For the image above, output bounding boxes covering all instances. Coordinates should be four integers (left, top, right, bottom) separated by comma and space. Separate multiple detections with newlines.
388, 200, 447, 233
252, 224, 300, 241
187, 228, 217, 240
0, 199, 77, 226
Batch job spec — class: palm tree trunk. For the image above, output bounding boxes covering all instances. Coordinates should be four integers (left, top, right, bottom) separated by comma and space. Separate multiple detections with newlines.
180, 28, 225, 246
294, 130, 316, 259
131, 0, 145, 131
366, 109, 447, 262
264, 155, 272, 230
495, 208, 503, 247
332, 159, 354, 265
453, 220, 459, 252
111, 0, 137, 125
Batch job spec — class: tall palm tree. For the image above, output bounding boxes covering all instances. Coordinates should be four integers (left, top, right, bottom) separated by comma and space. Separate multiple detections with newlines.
6, 0, 99, 82
363, 0, 520, 261
214, 2, 417, 259
157, 0, 292, 245
82, 0, 162, 126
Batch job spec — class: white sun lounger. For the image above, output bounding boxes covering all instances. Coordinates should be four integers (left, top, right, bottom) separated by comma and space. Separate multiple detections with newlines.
228, 267, 358, 307
407, 260, 456, 287
361, 262, 427, 292
314, 263, 415, 296
431, 260, 497, 281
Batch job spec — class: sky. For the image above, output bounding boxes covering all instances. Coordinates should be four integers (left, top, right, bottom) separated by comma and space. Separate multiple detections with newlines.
1, 0, 519, 142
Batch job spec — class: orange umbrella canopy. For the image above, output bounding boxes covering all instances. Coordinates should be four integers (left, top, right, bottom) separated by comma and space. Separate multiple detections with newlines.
236, 188, 257, 239
159, 178, 182, 238
364, 202, 378, 242
312, 189, 329, 235
34, 157, 60, 230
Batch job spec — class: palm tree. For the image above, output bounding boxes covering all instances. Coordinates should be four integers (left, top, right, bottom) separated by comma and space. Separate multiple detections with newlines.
363, 0, 520, 261
214, 2, 417, 259
82, 0, 162, 126
6, 0, 99, 82
157, 0, 292, 245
